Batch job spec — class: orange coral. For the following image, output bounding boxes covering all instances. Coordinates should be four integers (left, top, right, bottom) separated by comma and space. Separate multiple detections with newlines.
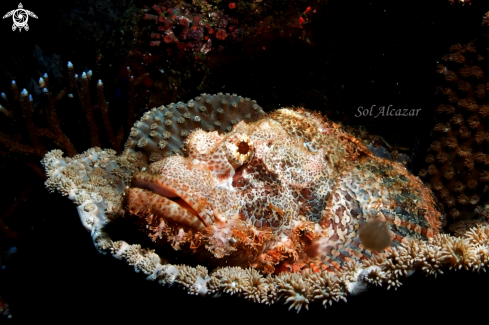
216, 28, 227, 40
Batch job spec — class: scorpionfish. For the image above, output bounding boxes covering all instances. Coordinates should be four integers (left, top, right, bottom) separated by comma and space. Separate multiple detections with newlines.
126, 108, 443, 274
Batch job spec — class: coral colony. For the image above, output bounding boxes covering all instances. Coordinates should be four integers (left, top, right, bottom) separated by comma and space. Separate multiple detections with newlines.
419, 12, 489, 232
42, 92, 489, 312
138, 0, 316, 61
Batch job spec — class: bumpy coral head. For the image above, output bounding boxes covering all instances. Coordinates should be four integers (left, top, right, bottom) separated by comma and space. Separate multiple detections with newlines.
126, 108, 444, 274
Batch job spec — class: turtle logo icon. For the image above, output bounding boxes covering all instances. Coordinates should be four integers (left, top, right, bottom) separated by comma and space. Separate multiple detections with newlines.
3, 3, 38, 32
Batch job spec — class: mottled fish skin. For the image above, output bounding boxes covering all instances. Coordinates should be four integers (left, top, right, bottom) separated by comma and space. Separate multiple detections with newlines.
126, 107, 444, 274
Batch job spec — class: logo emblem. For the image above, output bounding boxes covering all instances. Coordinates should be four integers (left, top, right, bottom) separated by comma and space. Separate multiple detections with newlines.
3, 3, 38, 32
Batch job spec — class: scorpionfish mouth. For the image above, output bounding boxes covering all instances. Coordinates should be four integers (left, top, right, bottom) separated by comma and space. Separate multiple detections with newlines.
126, 171, 208, 231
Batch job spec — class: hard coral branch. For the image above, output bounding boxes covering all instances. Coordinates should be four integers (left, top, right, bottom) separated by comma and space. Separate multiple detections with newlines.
0, 62, 147, 161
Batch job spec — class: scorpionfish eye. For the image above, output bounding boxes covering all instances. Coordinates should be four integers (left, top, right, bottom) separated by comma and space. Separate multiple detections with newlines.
225, 133, 254, 166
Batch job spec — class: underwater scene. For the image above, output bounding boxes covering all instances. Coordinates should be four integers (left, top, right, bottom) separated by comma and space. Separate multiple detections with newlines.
1, 0, 489, 322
